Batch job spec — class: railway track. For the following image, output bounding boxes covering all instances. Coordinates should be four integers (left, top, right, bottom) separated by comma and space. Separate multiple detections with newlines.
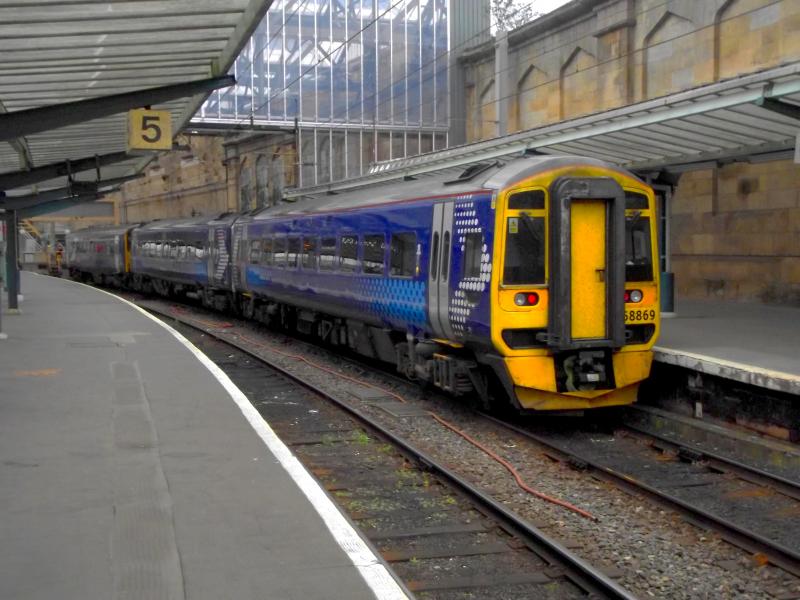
126, 292, 800, 596
151, 306, 637, 600
484, 414, 800, 578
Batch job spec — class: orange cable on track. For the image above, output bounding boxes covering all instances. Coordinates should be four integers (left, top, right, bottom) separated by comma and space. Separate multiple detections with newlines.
170, 308, 595, 520
427, 412, 597, 521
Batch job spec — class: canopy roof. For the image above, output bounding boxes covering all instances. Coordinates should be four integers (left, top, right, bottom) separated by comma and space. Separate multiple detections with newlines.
0, 0, 273, 200
287, 62, 800, 200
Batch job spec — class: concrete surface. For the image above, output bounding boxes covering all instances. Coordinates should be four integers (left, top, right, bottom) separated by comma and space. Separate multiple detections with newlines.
0, 272, 399, 600
656, 299, 800, 395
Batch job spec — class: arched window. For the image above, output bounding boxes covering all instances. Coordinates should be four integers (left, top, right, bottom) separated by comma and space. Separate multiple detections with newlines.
239, 165, 252, 212
256, 154, 268, 209
268, 154, 285, 206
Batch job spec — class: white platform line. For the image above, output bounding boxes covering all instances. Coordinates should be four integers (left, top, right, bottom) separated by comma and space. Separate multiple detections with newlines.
51, 275, 410, 600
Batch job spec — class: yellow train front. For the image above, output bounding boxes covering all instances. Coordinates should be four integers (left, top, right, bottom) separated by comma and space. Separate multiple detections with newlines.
486, 158, 659, 411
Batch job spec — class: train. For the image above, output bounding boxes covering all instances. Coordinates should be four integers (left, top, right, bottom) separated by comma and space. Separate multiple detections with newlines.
66, 155, 660, 413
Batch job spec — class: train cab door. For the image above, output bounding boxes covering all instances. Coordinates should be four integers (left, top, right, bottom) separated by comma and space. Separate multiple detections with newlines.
428, 202, 456, 339
548, 178, 625, 351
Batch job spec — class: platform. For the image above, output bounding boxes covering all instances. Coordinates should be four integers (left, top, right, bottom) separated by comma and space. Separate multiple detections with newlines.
656, 299, 800, 396
0, 272, 407, 600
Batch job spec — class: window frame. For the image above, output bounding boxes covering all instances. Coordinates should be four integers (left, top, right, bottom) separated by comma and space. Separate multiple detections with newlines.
338, 233, 359, 273
361, 233, 386, 276
389, 232, 417, 278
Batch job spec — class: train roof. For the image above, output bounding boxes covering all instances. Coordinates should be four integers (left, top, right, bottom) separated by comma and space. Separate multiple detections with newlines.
67, 224, 137, 239
251, 154, 643, 221
134, 212, 238, 233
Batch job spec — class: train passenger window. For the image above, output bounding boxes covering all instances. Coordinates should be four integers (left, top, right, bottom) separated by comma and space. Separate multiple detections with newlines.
390, 233, 417, 277
441, 232, 450, 282
504, 215, 545, 285
171, 243, 179, 259
249, 239, 262, 264
625, 215, 653, 281
287, 237, 301, 269
508, 190, 545, 210
339, 235, 358, 272
302, 237, 317, 270
625, 192, 649, 210
261, 237, 273, 266
319, 237, 336, 270
463, 233, 483, 279
195, 245, 205, 259
362, 234, 385, 275
273, 237, 287, 267
430, 232, 440, 280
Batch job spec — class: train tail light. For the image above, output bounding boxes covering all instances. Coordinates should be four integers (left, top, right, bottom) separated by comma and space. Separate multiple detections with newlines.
514, 292, 540, 306
625, 289, 643, 303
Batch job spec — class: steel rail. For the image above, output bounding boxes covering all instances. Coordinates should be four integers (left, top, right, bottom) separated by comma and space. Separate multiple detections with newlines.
481, 413, 800, 578
621, 424, 800, 502
143, 303, 638, 600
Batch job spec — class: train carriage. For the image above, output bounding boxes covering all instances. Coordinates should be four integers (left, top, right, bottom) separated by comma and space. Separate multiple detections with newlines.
65, 224, 136, 286
130, 213, 237, 309
233, 155, 660, 412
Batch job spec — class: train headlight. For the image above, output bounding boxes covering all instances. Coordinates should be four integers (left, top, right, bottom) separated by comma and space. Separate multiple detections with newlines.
514, 292, 539, 306
625, 289, 643, 303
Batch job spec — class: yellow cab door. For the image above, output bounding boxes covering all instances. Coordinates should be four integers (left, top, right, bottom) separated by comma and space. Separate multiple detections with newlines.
570, 200, 607, 340
548, 177, 625, 351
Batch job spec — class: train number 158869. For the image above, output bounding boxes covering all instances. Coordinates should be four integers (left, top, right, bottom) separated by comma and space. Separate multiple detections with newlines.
624, 309, 657, 323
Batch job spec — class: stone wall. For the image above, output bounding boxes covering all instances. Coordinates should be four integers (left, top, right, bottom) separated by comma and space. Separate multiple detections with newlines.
463, 0, 799, 135
107, 135, 228, 223
671, 160, 800, 304
461, 0, 800, 305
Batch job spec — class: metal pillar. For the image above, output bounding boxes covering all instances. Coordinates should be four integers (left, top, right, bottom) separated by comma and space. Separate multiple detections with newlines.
5, 210, 19, 311
0, 211, 5, 339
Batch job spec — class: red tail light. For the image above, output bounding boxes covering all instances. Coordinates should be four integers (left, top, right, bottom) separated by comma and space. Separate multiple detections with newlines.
514, 292, 540, 306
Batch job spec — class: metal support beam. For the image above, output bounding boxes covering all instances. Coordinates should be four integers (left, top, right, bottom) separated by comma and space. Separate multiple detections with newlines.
0, 151, 132, 191
755, 97, 800, 121
5, 211, 18, 311
1, 175, 139, 212
0, 75, 235, 142
18, 196, 103, 220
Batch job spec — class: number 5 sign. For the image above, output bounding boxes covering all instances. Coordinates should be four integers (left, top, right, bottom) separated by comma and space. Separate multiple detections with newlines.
127, 108, 172, 151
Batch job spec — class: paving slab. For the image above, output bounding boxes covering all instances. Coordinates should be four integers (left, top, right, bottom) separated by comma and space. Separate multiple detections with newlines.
0, 272, 407, 600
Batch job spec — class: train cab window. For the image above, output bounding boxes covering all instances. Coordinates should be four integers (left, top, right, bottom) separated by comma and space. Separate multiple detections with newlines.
287, 237, 301, 269
261, 237, 273, 266
302, 237, 317, 270
390, 232, 417, 278
362, 234, 385, 275
463, 232, 483, 278
625, 214, 653, 281
504, 215, 545, 285
319, 237, 336, 270
508, 190, 545, 210
273, 237, 287, 267
339, 235, 358, 272
249, 239, 262, 264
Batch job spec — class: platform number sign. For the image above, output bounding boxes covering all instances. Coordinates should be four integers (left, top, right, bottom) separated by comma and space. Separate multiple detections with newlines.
127, 109, 172, 151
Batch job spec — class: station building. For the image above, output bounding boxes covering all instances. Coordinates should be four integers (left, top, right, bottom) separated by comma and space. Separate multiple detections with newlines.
39, 0, 800, 307
458, 0, 800, 305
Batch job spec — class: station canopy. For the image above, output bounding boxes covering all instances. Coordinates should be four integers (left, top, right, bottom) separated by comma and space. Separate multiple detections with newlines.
0, 0, 273, 204
287, 62, 800, 199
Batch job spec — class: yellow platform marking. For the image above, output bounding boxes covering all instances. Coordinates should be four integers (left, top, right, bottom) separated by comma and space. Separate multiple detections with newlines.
13, 368, 62, 377
570, 199, 606, 340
